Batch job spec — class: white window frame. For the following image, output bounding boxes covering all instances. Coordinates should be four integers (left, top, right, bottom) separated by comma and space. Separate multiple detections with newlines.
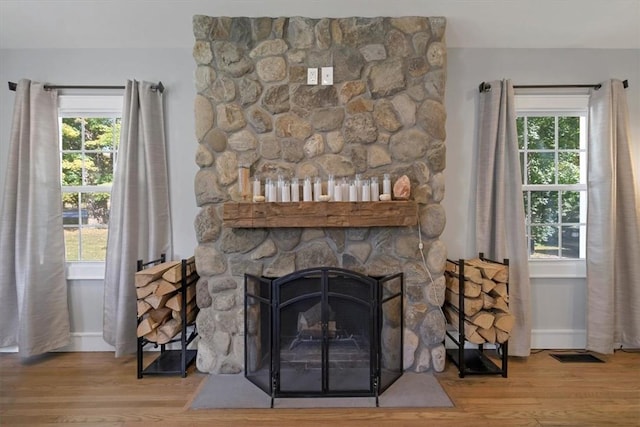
58, 95, 122, 280
515, 94, 589, 278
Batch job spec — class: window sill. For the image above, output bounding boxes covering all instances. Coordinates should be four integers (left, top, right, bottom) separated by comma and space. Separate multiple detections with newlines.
529, 259, 586, 279
66, 262, 105, 281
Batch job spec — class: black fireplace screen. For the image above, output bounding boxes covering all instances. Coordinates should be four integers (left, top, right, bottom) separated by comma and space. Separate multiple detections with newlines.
245, 267, 403, 404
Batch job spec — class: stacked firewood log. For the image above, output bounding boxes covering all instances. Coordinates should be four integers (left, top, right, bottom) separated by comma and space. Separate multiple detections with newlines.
444, 258, 515, 345
135, 257, 198, 345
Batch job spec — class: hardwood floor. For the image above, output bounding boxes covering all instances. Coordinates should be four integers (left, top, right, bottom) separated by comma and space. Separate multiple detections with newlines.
1, 349, 638, 426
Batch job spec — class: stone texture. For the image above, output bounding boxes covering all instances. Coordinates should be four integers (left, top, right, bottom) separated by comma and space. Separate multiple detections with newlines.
431, 343, 446, 372
326, 131, 345, 154
202, 128, 227, 153
295, 241, 339, 270
403, 329, 419, 370
250, 39, 288, 58
359, 44, 386, 62
194, 204, 221, 243
251, 238, 277, 259
228, 129, 258, 151
303, 134, 324, 158
368, 58, 406, 99
389, 128, 430, 162
373, 100, 402, 132
420, 204, 446, 238
214, 151, 237, 186
256, 56, 287, 82
261, 84, 290, 114
311, 108, 345, 132
195, 144, 214, 168
238, 77, 262, 106
194, 95, 214, 141
247, 107, 272, 133
275, 113, 313, 139
343, 113, 378, 144
219, 228, 267, 254
368, 144, 392, 168
194, 168, 226, 206
195, 243, 227, 276
196, 277, 212, 308
212, 41, 253, 77
417, 99, 447, 140
192, 16, 448, 374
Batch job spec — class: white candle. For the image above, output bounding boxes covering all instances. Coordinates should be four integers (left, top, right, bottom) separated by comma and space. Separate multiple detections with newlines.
281, 180, 290, 202
341, 178, 349, 202
371, 177, 379, 201
276, 175, 283, 202
383, 173, 391, 196
327, 175, 335, 201
291, 178, 300, 202
314, 177, 322, 202
303, 177, 312, 202
355, 174, 362, 201
253, 177, 261, 200
349, 183, 357, 202
269, 183, 277, 203
333, 183, 342, 201
361, 179, 370, 202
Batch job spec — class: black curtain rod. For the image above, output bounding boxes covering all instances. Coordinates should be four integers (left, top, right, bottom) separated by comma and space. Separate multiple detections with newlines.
478, 80, 629, 93
7, 81, 164, 93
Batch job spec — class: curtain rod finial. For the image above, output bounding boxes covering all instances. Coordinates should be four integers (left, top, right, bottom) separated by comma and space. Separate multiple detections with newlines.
623, 79, 629, 88
478, 82, 491, 93
8, 81, 17, 91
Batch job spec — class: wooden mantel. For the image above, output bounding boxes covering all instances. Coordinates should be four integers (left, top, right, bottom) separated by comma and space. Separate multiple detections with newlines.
223, 201, 418, 228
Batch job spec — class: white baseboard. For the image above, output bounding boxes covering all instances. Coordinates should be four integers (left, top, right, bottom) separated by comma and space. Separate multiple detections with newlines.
531, 329, 586, 349
0, 333, 114, 353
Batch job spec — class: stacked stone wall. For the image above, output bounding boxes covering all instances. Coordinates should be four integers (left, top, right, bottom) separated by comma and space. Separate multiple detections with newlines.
193, 16, 448, 373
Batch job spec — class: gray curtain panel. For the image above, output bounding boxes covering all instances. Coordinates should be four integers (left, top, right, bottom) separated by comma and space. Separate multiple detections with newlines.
475, 79, 532, 357
0, 79, 71, 357
103, 80, 171, 357
587, 79, 640, 354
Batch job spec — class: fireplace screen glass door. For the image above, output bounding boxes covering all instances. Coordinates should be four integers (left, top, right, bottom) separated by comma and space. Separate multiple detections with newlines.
245, 267, 402, 400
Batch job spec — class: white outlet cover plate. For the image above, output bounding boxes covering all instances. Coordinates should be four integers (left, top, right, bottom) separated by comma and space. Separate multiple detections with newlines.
321, 67, 333, 85
307, 68, 318, 85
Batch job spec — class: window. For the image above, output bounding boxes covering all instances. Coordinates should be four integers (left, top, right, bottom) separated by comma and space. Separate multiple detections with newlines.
59, 96, 122, 262
515, 95, 589, 260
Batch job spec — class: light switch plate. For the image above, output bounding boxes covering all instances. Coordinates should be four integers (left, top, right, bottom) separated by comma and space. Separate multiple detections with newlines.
321, 67, 333, 85
307, 68, 318, 85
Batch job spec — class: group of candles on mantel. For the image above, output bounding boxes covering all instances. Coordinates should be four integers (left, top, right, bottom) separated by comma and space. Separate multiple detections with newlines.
239, 168, 409, 203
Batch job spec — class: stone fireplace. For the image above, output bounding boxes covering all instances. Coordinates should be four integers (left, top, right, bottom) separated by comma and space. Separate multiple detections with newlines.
192, 16, 448, 374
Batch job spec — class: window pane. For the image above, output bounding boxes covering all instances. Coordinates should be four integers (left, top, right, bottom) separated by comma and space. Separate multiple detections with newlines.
80, 227, 108, 261
531, 225, 559, 258
558, 117, 580, 149
85, 153, 114, 185
517, 117, 524, 149
530, 191, 558, 224
561, 191, 583, 223
62, 153, 83, 186
527, 152, 555, 184
64, 228, 80, 261
558, 152, 580, 184
84, 117, 119, 150
61, 118, 82, 150
526, 116, 555, 149
561, 225, 581, 259
84, 192, 110, 226
62, 193, 82, 224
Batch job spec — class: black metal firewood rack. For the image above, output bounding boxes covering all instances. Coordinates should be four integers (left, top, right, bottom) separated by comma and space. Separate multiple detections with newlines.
444, 253, 509, 378
136, 255, 199, 378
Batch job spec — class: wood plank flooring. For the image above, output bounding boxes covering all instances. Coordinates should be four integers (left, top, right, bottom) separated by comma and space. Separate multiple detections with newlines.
1, 349, 638, 426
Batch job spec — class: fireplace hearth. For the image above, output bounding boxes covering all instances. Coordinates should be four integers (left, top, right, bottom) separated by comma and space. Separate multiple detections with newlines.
245, 267, 403, 407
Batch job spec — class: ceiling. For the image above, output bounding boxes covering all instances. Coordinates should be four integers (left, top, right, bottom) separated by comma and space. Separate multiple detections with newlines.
0, 0, 638, 49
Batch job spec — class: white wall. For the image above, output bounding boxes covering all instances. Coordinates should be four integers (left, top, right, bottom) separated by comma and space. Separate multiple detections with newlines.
1, 46, 639, 350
